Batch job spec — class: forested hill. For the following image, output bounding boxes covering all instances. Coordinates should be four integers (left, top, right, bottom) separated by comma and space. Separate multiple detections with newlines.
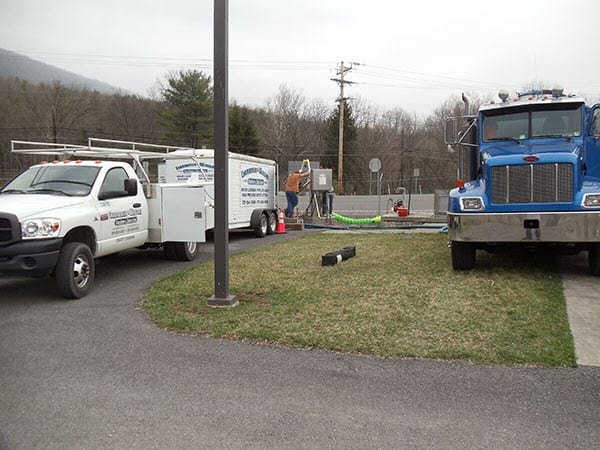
0, 70, 462, 194
0, 48, 118, 94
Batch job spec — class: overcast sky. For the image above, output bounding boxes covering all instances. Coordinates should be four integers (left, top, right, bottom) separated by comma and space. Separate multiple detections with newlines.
1, 0, 600, 116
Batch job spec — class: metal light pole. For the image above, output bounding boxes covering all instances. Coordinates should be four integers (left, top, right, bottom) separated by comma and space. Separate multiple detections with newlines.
208, 0, 237, 307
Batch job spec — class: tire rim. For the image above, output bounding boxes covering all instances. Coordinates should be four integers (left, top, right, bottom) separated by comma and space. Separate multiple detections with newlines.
261, 216, 268, 234
186, 242, 197, 254
73, 254, 91, 288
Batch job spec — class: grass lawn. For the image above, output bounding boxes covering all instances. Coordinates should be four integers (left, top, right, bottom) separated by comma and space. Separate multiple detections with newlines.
142, 232, 576, 367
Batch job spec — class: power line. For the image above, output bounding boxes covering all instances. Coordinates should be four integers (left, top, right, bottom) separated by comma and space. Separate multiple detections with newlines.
358, 64, 501, 88
6, 50, 600, 98
5, 51, 496, 87
0, 52, 334, 72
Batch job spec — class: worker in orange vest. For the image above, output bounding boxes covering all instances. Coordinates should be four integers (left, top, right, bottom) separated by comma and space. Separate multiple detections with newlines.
285, 170, 310, 217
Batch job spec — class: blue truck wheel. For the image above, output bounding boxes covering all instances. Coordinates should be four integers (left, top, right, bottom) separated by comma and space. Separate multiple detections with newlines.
451, 241, 476, 271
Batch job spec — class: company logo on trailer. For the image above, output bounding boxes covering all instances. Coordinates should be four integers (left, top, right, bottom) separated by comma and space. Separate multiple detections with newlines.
240, 163, 270, 207
241, 167, 269, 186
176, 162, 214, 173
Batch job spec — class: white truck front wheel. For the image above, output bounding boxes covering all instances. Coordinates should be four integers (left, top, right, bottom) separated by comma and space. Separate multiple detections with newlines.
55, 242, 95, 299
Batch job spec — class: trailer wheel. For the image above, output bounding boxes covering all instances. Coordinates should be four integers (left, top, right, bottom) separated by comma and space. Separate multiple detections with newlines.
55, 242, 95, 299
251, 210, 268, 238
451, 241, 475, 271
173, 242, 200, 261
267, 210, 277, 235
589, 244, 600, 275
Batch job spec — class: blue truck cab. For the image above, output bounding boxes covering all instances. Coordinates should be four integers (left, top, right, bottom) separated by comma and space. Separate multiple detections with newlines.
446, 88, 600, 273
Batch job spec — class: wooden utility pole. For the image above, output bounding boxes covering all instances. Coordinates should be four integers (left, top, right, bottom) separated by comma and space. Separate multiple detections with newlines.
331, 61, 356, 195
400, 129, 405, 188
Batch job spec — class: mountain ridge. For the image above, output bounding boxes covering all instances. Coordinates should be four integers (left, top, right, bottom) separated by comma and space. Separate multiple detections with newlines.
0, 48, 122, 94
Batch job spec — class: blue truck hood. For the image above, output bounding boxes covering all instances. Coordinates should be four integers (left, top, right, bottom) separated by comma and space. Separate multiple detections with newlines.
482, 140, 581, 161
482, 140, 582, 168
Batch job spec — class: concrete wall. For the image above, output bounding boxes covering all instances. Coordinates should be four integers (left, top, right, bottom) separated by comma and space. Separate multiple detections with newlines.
276, 192, 443, 218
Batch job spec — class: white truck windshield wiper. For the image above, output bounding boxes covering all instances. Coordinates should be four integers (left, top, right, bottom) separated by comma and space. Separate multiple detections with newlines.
26, 188, 72, 196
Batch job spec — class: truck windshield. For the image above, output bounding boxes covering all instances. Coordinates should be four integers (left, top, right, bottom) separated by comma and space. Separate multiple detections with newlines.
1, 165, 101, 196
483, 104, 582, 142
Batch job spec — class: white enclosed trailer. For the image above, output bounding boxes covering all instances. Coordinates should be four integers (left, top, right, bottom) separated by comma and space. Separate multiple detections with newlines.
157, 148, 279, 236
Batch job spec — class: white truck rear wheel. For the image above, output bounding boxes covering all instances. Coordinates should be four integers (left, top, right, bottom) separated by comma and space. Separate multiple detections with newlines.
163, 242, 177, 260
55, 242, 95, 299
173, 241, 200, 261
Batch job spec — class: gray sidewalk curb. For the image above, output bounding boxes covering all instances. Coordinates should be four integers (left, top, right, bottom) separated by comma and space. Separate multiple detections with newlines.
561, 253, 600, 367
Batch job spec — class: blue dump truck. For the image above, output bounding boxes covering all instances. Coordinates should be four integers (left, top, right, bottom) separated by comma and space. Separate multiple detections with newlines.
445, 88, 600, 273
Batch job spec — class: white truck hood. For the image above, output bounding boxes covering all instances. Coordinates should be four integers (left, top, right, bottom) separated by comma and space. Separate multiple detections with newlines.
0, 194, 86, 219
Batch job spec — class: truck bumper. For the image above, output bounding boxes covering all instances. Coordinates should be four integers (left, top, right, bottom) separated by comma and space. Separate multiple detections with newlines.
448, 211, 600, 243
0, 239, 62, 277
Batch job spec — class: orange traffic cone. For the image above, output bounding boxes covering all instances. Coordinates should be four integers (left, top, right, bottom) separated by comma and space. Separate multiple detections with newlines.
276, 208, 287, 234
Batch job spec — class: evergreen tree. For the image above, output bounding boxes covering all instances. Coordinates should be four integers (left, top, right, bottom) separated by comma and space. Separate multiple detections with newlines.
229, 104, 259, 155
160, 70, 213, 148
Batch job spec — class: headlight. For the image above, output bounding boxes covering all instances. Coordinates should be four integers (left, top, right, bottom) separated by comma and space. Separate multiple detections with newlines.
582, 194, 600, 208
21, 218, 61, 239
460, 197, 485, 211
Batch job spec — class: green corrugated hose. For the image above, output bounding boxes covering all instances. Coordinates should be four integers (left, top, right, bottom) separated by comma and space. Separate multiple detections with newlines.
331, 212, 382, 225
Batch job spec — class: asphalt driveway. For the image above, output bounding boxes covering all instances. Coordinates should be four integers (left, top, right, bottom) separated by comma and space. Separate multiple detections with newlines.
1, 231, 599, 449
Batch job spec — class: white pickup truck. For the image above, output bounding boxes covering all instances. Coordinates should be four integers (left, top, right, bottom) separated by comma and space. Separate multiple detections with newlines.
0, 139, 279, 298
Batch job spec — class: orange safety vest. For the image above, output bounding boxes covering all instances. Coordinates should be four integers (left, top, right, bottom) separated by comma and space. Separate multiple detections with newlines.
285, 172, 308, 193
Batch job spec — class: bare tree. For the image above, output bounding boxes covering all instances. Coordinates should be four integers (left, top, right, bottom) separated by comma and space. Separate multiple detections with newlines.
416, 94, 484, 190
254, 84, 326, 173
100, 94, 165, 142
349, 99, 422, 194
23, 81, 97, 143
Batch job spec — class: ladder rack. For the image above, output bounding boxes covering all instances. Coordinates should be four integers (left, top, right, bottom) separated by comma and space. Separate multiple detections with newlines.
11, 138, 213, 184
88, 138, 199, 157
11, 139, 186, 161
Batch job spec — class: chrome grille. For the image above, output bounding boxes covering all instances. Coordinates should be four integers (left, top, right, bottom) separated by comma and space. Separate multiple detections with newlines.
491, 163, 573, 204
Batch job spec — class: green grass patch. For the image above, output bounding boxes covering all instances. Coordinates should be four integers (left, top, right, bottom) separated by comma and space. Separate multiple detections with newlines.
142, 232, 575, 367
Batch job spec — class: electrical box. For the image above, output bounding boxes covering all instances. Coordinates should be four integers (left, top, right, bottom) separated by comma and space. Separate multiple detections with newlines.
311, 169, 333, 191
